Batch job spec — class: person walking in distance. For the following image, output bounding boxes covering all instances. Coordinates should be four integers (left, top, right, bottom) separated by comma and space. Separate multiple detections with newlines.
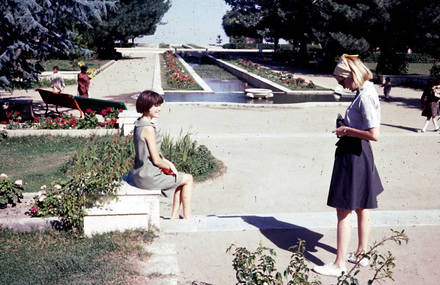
77, 65, 90, 97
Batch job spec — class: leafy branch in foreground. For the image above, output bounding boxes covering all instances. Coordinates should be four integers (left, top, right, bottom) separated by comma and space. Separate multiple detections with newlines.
228, 229, 409, 285
338, 229, 409, 285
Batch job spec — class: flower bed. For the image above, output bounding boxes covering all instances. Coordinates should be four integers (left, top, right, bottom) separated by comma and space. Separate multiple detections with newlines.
161, 51, 201, 90
2, 107, 122, 130
229, 58, 320, 90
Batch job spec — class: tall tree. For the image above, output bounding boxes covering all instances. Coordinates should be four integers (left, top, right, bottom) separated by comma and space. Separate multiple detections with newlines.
0, 0, 114, 90
78, 0, 170, 58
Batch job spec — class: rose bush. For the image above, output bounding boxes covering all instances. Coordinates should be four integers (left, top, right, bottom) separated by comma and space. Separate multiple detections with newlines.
0, 173, 24, 208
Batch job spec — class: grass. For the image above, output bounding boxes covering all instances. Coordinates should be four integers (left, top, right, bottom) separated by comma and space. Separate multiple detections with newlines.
365, 62, 434, 76
159, 43, 170, 48
40, 59, 110, 72
0, 136, 89, 192
192, 63, 238, 80
0, 228, 156, 284
31, 78, 77, 88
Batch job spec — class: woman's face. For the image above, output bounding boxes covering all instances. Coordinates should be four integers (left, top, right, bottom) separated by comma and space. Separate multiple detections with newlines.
147, 104, 161, 118
335, 75, 356, 91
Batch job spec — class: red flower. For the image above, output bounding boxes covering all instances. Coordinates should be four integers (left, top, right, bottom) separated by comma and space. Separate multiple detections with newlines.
99, 122, 106, 127
85, 108, 93, 114
100, 110, 108, 116
106, 107, 112, 112
6, 112, 12, 119
15, 111, 21, 115
69, 119, 77, 126
31, 206, 39, 213
119, 109, 123, 113
161, 168, 175, 176
34, 117, 40, 122
0, 120, 7, 124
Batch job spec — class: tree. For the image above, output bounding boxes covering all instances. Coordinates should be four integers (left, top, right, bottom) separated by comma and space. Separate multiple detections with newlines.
0, 0, 114, 90
223, 0, 287, 52
77, 0, 170, 58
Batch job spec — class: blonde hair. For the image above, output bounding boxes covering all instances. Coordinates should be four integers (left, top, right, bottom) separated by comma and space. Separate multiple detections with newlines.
335, 54, 373, 88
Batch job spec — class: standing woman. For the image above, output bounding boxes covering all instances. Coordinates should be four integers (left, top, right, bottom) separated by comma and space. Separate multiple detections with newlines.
314, 55, 384, 277
420, 78, 440, 132
133, 90, 194, 219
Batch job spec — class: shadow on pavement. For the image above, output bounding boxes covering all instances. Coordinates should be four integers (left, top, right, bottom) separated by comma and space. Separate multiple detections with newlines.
381, 122, 419, 132
236, 215, 336, 265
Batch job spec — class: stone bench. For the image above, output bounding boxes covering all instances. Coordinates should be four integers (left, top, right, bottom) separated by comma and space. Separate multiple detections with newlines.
83, 174, 161, 237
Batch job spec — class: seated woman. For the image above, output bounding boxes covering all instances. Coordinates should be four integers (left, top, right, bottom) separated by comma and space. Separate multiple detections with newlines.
133, 90, 194, 219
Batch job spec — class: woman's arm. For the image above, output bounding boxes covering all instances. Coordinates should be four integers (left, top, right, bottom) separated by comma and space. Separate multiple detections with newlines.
334, 126, 380, 141
142, 126, 173, 169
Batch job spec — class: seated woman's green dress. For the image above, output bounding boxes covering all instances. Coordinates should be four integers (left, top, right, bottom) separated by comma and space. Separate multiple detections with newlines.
132, 119, 183, 191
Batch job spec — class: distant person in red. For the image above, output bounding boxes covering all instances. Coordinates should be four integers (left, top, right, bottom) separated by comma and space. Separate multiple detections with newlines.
77, 65, 90, 97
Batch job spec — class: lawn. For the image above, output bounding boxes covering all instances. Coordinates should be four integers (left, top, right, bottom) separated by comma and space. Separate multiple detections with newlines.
0, 136, 89, 192
0, 228, 155, 284
40, 59, 110, 72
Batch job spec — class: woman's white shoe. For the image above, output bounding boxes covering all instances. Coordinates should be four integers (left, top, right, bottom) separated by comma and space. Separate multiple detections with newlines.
347, 251, 370, 267
313, 263, 346, 277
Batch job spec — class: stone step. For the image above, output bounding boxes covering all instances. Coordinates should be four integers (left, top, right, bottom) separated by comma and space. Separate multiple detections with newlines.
83, 176, 161, 237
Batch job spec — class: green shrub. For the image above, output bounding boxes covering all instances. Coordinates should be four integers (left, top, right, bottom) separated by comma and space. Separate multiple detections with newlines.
0, 174, 23, 208
29, 135, 134, 232
161, 132, 220, 182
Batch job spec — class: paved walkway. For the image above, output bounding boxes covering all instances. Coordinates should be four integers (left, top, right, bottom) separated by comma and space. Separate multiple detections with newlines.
5, 48, 440, 284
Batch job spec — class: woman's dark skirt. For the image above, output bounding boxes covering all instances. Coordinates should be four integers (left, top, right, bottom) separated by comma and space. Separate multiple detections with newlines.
327, 137, 384, 210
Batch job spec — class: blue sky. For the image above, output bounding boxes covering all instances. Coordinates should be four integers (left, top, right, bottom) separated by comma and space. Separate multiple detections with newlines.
137, 0, 230, 45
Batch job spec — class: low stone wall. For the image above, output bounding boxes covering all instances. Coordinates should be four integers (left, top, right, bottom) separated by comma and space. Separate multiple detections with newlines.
5, 129, 119, 137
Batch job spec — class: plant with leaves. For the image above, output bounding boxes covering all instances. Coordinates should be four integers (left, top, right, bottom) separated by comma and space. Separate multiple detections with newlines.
284, 240, 321, 285
0, 0, 114, 90
28, 135, 135, 232
0, 173, 23, 208
227, 243, 283, 284
228, 229, 408, 284
161, 132, 220, 182
337, 229, 409, 285
78, 109, 99, 129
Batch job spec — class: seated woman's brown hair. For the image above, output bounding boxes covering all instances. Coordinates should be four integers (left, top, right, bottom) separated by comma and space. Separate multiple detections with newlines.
136, 90, 164, 114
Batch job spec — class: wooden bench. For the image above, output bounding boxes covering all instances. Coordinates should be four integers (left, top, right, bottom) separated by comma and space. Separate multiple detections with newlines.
83, 173, 161, 237
35, 88, 127, 117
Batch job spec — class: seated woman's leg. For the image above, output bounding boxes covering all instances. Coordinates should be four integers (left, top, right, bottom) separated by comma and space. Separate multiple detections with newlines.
171, 173, 193, 219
